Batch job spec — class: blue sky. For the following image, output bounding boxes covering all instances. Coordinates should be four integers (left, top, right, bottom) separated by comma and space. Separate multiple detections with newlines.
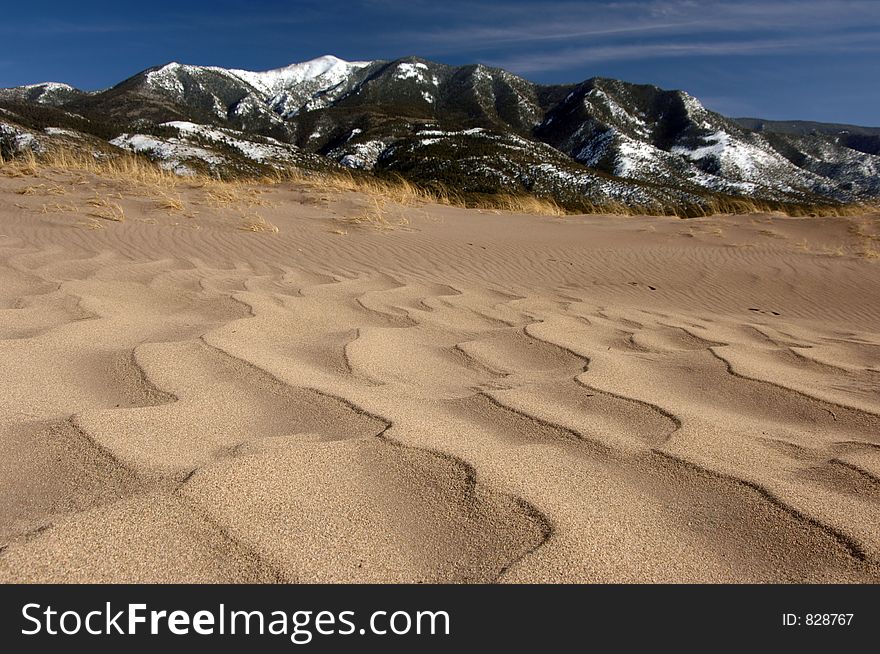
2, 0, 878, 125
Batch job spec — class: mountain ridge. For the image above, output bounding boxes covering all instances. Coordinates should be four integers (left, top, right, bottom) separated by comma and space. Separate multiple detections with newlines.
2, 55, 878, 211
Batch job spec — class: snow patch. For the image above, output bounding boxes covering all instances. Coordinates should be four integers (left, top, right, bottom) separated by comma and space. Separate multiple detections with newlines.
229, 55, 371, 96
337, 140, 387, 169
111, 133, 225, 174
394, 62, 430, 83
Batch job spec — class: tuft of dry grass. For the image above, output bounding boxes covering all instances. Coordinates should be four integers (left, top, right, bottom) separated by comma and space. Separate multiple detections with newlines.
820, 245, 846, 257
18, 183, 66, 196
1, 150, 39, 177
41, 202, 80, 214
238, 213, 278, 233
158, 193, 184, 212
471, 192, 567, 216
42, 147, 181, 191
287, 169, 568, 218
341, 194, 419, 230
86, 195, 125, 222
847, 218, 880, 242
1, 146, 283, 222
76, 217, 105, 230
858, 245, 879, 259
348, 197, 388, 228
289, 170, 435, 206
205, 183, 273, 208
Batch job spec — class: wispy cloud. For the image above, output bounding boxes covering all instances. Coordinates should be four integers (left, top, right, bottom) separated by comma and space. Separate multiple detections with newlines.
383, 0, 880, 62
484, 29, 880, 73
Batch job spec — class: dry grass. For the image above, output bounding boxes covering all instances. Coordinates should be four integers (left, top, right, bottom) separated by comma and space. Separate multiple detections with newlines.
18, 183, 66, 196
32, 148, 183, 194
473, 193, 567, 216
287, 169, 568, 219
821, 245, 847, 257
205, 183, 274, 208
86, 195, 125, 222
158, 193, 184, 212
289, 169, 435, 205
1, 150, 39, 177
843, 217, 880, 260
1, 146, 280, 223
237, 213, 279, 233
859, 246, 880, 259
2, 145, 878, 224
345, 197, 411, 229
76, 218, 105, 230
40, 202, 80, 214
694, 196, 876, 219
847, 218, 880, 242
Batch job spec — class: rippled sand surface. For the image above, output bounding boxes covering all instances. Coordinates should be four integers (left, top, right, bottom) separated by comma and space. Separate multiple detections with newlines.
1, 172, 879, 582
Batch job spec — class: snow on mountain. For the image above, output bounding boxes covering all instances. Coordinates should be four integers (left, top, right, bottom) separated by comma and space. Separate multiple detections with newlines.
0, 81, 85, 106
3, 55, 879, 210
0, 121, 40, 154
110, 132, 225, 175
227, 55, 373, 116
228, 55, 371, 95
138, 56, 375, 120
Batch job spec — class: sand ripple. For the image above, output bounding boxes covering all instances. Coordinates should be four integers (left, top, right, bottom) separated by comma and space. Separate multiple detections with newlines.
2, 188, 880, 582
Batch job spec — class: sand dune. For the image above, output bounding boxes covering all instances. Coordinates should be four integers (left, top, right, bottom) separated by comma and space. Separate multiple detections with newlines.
1, 170, 879, 582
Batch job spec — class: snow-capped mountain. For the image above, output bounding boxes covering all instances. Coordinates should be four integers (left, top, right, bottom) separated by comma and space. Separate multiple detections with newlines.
226, 55, 373, 116
2, 55, 878, 210
0, 82, 86, 106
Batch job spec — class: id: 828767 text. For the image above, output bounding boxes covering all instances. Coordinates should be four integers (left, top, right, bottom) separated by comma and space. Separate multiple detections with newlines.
782, 613, 854, 626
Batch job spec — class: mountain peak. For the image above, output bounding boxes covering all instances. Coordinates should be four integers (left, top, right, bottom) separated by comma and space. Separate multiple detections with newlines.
21, 82, 75, 91
254, 55, 371, 80
275, 55, 363, 75
226, 55, 373, 97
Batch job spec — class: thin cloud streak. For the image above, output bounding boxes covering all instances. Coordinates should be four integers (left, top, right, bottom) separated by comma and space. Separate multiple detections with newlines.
387, 0, 880, 53
483, 30, 880, 74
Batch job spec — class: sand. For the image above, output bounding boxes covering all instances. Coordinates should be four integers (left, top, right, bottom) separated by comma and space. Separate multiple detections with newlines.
1, 169, 879, 583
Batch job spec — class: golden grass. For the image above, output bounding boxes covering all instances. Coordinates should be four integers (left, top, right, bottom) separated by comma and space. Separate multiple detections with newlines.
86, 195, 125, 222
288, 169, 567, 218
345, 197, 411, 229
847, 218, 880, 242
821, 245, 847, 257
2, 144, 878, 222
9, 148, 181, 197
1, 146, 280, 223
76, 217, 105, 230
158, 193, 184, 212
1, 149, 38, 177
40, 202, 80, 214
205, 183, 273, 208
237, 213, 279, 233
289, 169, 434, 204
473, 193, 567, 216
18, 183, 66, 196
